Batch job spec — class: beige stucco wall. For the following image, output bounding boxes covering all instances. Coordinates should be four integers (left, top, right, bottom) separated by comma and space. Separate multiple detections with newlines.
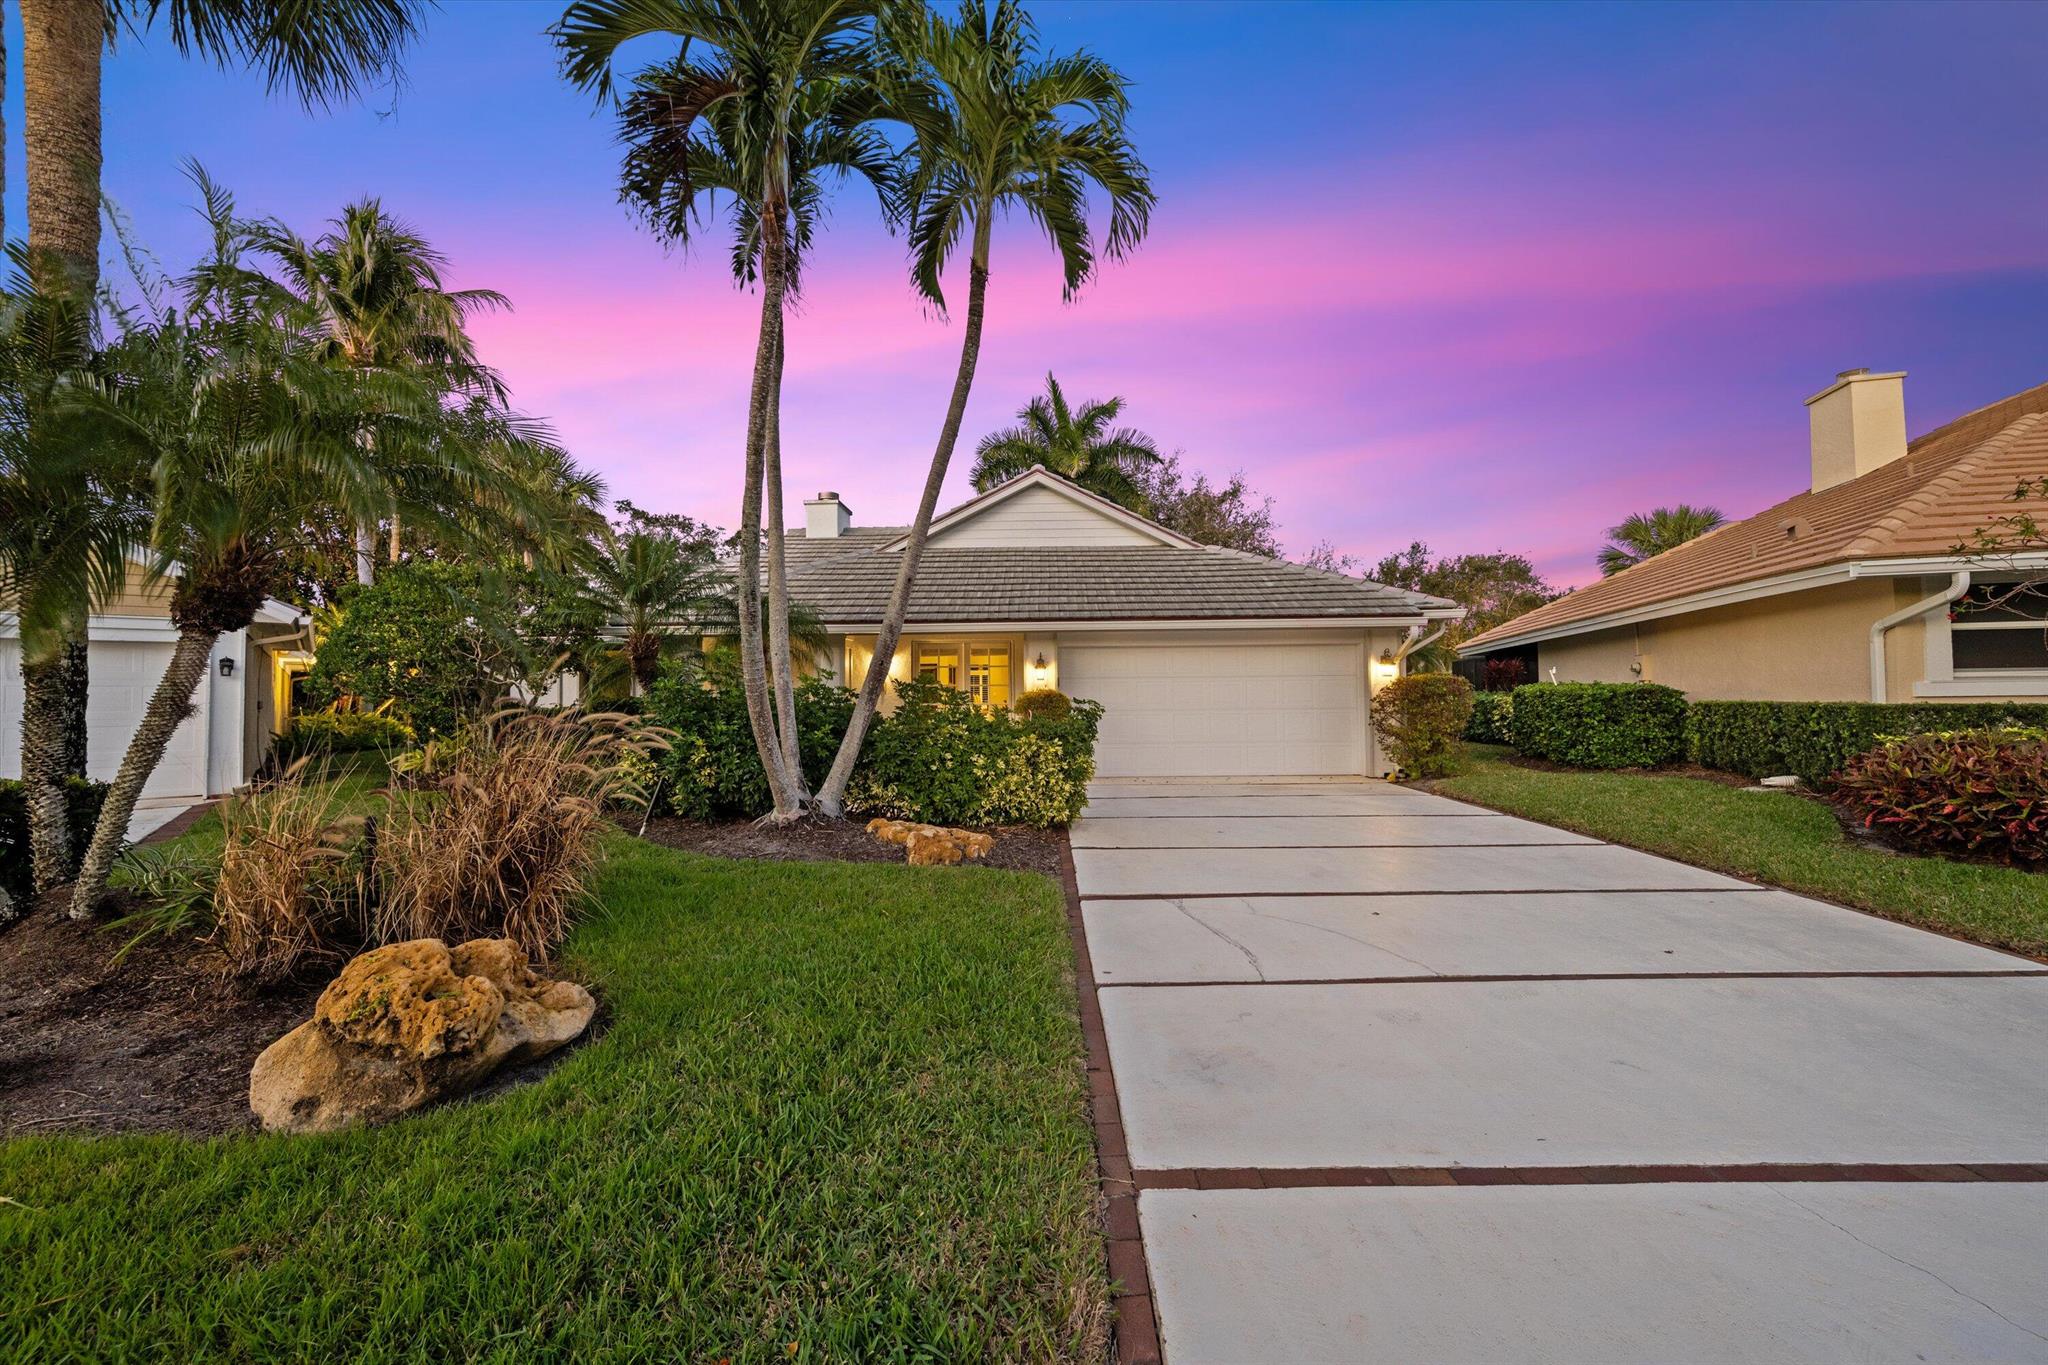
1533, 579, 1947, 702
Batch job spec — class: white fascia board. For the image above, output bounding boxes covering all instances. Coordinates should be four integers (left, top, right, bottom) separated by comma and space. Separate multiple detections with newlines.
1461, 552, 2048, 657
1456, 563, 1861, 655
880, 468, 1197, 552
820, 615, 1436, 634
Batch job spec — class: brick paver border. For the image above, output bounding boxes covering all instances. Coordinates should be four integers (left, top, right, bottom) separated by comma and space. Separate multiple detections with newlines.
1134, 1163, 2048, 1190
1060, 839, 1165, 1365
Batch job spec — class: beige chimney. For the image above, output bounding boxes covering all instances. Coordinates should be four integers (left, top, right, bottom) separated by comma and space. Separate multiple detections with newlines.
1805, 368, 1907, 492
804, 490, 852, 539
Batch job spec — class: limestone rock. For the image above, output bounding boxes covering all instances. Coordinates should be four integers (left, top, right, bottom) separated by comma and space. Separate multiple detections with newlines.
250, 937, 595, 1134
868, 818, 996, 865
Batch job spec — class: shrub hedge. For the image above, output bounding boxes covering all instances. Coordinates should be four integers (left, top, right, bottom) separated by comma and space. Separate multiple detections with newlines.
853, 678, 1103, 827
1508, 682, 1688, 768
1370, 674, 1475, 777
646, 655, 855, 820
0, 777, 111, 902
1464, 690, 1514, 745
1830, 730, 2048, 865
1686, 700, 2048, 784
275, 708, 417, 763
645, 666, 1102, 828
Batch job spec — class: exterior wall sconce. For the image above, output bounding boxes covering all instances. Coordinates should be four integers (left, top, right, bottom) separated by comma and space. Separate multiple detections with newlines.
1033, 652, 1049, 670
219, 657, 236, 678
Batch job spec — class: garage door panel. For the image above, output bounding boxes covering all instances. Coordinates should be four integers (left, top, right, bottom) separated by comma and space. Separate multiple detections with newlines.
1065, 639, 1365, 778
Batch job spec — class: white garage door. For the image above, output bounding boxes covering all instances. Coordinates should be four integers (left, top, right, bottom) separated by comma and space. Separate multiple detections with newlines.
2, 637, 210, 811
1061, 639, 1367, 777
89, 641, 209, 799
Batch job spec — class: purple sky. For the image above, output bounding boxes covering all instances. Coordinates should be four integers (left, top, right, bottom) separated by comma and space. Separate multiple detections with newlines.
32, 0, 2048, 586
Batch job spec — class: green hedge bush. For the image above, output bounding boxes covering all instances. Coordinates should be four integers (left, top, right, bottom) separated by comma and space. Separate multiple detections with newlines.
645, 654, 855, 820
852, 678, 1103, 827
1465, 690, 1514, 745
1370, 674, 1474, 777
0, 777, 111, 902
275, 708, 417, 763
1508, 682, 1688, 768
1686, 700, 2048, 784
1830, 730, 2048, 865
644, 667, 1102, 828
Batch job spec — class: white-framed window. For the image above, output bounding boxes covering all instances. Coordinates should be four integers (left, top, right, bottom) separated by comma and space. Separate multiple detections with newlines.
1919, 577, 2048, 696
911, 639, 1012, 708
1950, 581, 2048, 672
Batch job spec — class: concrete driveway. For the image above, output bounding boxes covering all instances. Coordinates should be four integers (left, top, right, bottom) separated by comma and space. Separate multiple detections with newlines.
1072, 779, 2048, 1364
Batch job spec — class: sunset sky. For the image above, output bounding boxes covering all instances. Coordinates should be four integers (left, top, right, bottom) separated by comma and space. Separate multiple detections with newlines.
38, 0, 2048, 586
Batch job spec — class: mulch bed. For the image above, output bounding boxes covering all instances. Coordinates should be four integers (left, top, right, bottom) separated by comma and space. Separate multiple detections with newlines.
638, 815, 1068, 877
0, 889, 324, 1140
1488, 752, 1756, 788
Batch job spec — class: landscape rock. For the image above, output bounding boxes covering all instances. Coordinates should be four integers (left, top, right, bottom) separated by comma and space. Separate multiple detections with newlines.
867, 818, 996, 865
249, 937, 594, 1134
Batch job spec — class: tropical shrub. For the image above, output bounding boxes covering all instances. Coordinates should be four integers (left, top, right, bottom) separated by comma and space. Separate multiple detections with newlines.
1480, 657, 1528, 692
378, 709, 665, 959
1369, 674, 1475, 777
645, 654, 855, 819
853, 678, 1102, 827
303, 562, 596, 740
0, 777, 109, 903
1012, 686, 1074, 721
275, 707, 417, 763
1509, 682, 1688, 768
108, 844, 219, 959
1687, 700, 2048, 784
1830, 730, 2048, 865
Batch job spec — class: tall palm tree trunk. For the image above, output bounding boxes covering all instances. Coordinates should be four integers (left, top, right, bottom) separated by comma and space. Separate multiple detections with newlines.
735, 199, 801, 819
67, 627, 215, 917
816, 220, 993, 816
19, 653, 74, 894
21, 0, 105, 879
762, 325, 805, 789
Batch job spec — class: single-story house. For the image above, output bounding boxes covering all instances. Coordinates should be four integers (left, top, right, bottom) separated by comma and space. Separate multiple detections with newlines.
786, 467, 1463, 777
1, 558, 314, 808
1458, 372, 2048, 703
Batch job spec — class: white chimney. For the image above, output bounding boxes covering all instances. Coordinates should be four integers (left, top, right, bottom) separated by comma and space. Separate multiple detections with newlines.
1805, 368, 1907, 493
804, 490, 851, 539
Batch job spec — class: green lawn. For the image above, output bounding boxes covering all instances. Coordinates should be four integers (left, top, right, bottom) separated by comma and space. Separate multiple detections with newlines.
1435, 745, 2048, 959
2, 835, 1107, 1362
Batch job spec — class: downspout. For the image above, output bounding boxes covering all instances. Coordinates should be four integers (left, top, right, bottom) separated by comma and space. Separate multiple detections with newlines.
1868, 571, 1968, 703
1392, 622, 1448, 670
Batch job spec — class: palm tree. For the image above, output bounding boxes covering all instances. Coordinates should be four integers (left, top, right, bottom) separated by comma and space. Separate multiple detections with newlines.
16, 0, 426, 886
65, 181, 497, 916
585, 523, 725, 697
970, 371, 1161, 508
555, 0, 893, 821
1597, 503, 1727, 577
250, 198, 510, 585
814, 0, 1152, 815
0, 249, 144, 903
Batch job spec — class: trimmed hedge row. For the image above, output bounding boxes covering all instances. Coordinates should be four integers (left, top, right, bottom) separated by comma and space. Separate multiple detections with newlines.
0, 777, 111, 902
1465, 690, 1513, 745
1686, 700, 2048, 784
1507, 682, 1688, 768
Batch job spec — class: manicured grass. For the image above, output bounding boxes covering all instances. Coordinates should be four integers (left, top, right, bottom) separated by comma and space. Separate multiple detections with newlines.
2, 836, 1107, 1361
1435, 745, 2048, 958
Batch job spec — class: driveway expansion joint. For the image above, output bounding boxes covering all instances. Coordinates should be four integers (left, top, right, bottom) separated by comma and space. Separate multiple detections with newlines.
1133, 1163, 2048, 1190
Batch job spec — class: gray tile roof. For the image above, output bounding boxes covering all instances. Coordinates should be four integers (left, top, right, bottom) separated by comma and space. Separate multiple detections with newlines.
777, 530, 1455, 625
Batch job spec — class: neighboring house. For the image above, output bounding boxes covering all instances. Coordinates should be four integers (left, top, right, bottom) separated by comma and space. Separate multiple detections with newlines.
1459, 372, 2048, 703
785, 467, 1462, 777
1, 557, 313, 804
